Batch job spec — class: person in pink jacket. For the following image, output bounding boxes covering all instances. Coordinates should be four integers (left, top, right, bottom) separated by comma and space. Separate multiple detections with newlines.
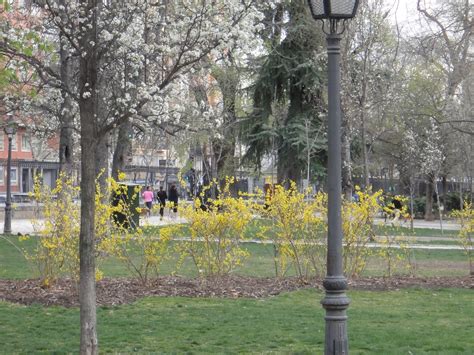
142, 186, 154, 217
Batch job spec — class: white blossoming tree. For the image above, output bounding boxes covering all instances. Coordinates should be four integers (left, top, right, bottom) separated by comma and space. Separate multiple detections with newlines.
2, 0, 268, 352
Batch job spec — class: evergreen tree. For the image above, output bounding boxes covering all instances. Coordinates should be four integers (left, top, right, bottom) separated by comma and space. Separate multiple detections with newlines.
243, 0, 326, 186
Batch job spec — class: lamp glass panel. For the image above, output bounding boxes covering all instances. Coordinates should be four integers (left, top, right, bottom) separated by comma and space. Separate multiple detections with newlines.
4, 126, 14, 136
309, 0, 325, 16
330, 0, 357, 15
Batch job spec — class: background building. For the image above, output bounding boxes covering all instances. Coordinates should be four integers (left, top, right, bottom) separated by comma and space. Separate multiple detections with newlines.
0, 119, 59, 199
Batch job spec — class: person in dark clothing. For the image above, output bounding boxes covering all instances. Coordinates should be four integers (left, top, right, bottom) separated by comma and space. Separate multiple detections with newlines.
391, 197, 403, 225
168, 184, 179, 217
392, 197, 402, 210
156, 186, 167, 220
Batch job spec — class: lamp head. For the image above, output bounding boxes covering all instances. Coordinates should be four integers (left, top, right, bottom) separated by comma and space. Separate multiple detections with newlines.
308, 0, 359, 20
4, 115, 17, 138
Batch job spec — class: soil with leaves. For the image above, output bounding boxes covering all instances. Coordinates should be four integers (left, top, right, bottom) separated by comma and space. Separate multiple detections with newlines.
0, 275, 472, 308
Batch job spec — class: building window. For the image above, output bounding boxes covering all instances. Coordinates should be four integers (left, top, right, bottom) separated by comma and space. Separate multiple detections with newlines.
0, 166, 4, 185
11, 134, 17, 151
11, 167, 18, 186
21, 134, 31, 151
0, 133, 4, 151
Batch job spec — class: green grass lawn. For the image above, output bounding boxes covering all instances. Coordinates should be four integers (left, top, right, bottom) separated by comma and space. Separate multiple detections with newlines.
0, 235, 470, 280
373, 224, 458, 238
0, 288, 472, 353
0, 226, 471, 353
240, 219, 460, 239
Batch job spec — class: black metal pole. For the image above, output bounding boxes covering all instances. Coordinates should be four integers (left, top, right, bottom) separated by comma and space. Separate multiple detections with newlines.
4, 135, 13, 234
321, 29, 350, 354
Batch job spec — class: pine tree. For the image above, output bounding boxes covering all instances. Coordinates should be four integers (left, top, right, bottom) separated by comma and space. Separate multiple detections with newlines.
243, 0, 326, 186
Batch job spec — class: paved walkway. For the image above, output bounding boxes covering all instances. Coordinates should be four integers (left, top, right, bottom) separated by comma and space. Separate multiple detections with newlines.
2, 216, 460, 235
1, 215, 467, 251
0, 215, 187, 235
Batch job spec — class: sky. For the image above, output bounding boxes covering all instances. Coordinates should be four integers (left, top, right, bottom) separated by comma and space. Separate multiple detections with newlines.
389, 0, 439, 35
394, 0, 420, 24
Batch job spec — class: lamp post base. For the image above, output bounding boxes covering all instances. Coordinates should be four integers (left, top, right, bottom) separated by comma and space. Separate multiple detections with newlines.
321, 276, 350, 355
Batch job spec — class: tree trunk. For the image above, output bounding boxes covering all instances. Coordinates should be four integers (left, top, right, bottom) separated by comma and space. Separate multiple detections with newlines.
441, 175, 447, 208
78, 0, 99, 353
209, 141, 218, 199
424, 174, 435, 221
59, 122, 75, 175
79, 113, 98, 355
95, 131, 109, 197
215, 139, 235, 181
277, 145, 301, 188
58, 31, 75, 176
361, 111, 370, 189
434, 175, 444, 234
111, 118, 132, 180
409, 177, 415, 231
306, 119, 311, 190
341, 114, 352, 199
212, 66, 238, 180
359, 46, 370, 189
163, 135, 170, 190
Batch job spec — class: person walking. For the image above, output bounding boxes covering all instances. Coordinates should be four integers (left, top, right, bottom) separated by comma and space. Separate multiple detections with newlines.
168, 184, 179, 218
391, 196, 403, 226
156, 186, 167, 221
142, 186, 154, 217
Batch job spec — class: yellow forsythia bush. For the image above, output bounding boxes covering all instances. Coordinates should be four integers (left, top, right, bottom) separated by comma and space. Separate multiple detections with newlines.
162, 177, 253, 277
27, 174, 81, 287
258, 182, 327, 280
451, 203, 474, 275
341, 187, 382, 278
376, 193, 414, 277
26, 173, 170, 287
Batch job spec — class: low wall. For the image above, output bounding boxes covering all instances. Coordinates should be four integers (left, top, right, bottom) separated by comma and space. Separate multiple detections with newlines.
0, 204, 43, 220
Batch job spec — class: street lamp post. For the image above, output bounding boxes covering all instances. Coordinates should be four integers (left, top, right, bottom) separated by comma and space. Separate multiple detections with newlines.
307, 1, 359, 354
4, 116, 17, 235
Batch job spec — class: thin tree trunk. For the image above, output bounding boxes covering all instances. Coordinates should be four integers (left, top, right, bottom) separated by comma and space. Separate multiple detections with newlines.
342, 114, 352, 199
409, 177, 415, 231
78, 0, 99, 352
59, 122, 74, 175
441, 175, 447, 209
111, 118, 132, 180
164, 135, 170, 190
95, 131, 109, 190
359, 45, 370, 189
425, 174, 435, 221
434, 175, 444, 235
361, 112, 370, 189
209, 141, 218, 199
58, 30, 74, 176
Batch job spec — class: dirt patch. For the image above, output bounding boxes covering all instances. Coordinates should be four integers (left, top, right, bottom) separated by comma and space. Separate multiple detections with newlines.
0, 275, 472, 308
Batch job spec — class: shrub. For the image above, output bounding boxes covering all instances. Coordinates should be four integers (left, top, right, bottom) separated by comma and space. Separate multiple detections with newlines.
258, 182, 327, 280
342, 187, 383, 278
444, 192, 462, 212
27, 174, 82, 286
25, 173, 169, 287
98, 177, 171, 285
451, 203, 474, 275
411, 197, 426, 218
162, 178, 253, 278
